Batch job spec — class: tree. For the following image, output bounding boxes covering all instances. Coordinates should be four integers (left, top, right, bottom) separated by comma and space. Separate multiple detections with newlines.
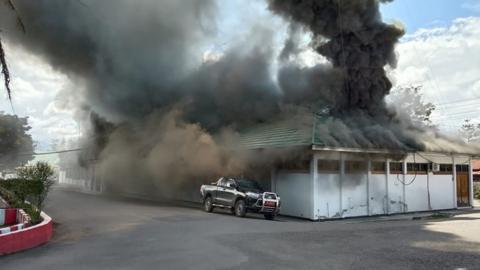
17, 161, 55, 211
0, 112, 34, 170
388, 85, 436, 128
1, 0, 25, 100
459, 119, 480, 143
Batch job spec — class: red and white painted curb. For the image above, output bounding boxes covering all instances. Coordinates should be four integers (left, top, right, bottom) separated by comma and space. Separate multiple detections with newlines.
0, 211, 53, 255
0, 208, 17, 226
0, 208, 30, 234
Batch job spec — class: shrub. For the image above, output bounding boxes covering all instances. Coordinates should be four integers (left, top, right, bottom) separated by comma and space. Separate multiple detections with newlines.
475, 184, 480, 200
0, 186, 42, 224
17, 161, 55, 211
0, 179, 39, 202
0, 162, 55, 224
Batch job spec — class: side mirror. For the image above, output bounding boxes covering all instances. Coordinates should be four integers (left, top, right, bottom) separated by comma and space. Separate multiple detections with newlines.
227, 183, 237, 189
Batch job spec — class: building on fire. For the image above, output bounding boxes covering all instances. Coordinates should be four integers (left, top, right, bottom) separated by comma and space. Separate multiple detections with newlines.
240, 115, 478, 221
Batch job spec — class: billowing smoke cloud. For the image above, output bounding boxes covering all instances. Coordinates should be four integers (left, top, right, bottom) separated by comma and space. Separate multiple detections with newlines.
0, 0, 306, 196
0, 0, 478, 197
269, 0, 479, 152
270, 0, 403, 115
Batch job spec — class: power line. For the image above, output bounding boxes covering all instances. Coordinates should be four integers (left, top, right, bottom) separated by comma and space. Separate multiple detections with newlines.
2, 147, 89, 157
33, 148, 87, 156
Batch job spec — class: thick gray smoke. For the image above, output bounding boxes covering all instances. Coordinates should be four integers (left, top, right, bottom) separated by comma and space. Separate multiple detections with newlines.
270, 0, 403, 115
0, 0, 311, 197
0, 0, 477, 197
269, 0, 479, 152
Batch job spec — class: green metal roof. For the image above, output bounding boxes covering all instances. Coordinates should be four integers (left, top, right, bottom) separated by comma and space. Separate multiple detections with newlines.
239, 113, 480, 155
239, 115, 315, 149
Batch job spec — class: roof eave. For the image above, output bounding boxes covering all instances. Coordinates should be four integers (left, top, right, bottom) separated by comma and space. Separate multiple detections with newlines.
312, 144, 480, 158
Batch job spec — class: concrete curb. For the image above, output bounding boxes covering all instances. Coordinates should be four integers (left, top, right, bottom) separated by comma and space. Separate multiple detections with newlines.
0, 212, 53, 255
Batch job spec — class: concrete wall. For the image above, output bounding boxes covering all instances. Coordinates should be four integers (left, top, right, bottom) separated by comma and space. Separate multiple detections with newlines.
316, 173, 341, 218
429, 174, 455, 210
369, 173, 388, 215
274, 171, 313, 219
404, 174, 429, 212
342, 173, 368, 217
387, 168, 405, 214
275, 151, 471, 220
58, 164, 103, 193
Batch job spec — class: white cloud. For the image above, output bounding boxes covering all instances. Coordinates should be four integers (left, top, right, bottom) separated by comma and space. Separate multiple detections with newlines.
390, 16, 480, 134
0, 41, 76, 151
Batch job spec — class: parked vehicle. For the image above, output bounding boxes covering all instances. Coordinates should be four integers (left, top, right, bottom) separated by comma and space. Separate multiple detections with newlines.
200, 177, 280, 220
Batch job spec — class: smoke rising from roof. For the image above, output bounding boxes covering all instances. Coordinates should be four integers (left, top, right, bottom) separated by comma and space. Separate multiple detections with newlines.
270, 0, 404, 115
0, 0, 478, 197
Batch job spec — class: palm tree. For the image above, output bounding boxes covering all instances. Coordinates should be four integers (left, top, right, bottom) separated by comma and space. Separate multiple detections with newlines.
0, 0, 25, 101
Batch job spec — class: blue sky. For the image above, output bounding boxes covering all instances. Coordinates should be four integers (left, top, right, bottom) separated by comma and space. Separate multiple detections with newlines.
215, 0, 480, 46
381, 0, 480, 33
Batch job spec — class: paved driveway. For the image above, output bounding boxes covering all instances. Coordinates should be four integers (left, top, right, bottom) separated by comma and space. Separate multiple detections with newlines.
1, 188, 480, 270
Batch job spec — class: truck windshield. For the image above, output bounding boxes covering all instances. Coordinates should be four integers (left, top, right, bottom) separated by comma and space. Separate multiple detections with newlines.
236, 179, 263, 191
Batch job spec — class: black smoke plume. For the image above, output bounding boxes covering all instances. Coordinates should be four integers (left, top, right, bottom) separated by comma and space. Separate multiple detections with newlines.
0, 0, 477, 198
271, 0, 403, 115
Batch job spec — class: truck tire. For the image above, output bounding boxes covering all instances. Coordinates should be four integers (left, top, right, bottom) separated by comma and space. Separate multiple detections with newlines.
234, 199, 246, 217
203, 197, 213, 212
264, 213, 276, 220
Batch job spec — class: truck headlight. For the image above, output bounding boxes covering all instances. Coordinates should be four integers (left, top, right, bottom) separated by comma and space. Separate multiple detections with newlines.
246, 192, 260, 199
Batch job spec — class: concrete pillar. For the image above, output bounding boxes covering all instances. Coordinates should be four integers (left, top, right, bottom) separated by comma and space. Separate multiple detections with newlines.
469, 157, 474, 207
367, 159, 371, 216
402, 159, 407, 213
339, 153, 345, 217
312, 155, 319, 220
386, 158, 391, 214
270, 166, 276, 193
453, 156, 458, 208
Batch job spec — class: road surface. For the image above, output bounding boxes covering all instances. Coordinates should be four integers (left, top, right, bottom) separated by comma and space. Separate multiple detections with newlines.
1, 188, 480, 270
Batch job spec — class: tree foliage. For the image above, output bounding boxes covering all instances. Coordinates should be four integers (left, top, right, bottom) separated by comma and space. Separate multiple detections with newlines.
0, 36, 11, 100
17, 161, 55, 211
0, 0, 25, 100
459, 119, 480, 143
0, 162, 55, 224
388, 85, 436, 128
0, 112, 34, 169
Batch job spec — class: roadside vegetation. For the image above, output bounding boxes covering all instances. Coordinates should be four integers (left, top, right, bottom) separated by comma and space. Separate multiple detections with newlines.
475, 183, 480, 200
0, 162, 55, 224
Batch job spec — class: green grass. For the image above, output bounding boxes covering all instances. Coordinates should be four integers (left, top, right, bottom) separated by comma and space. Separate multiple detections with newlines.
428, 212, 452, 219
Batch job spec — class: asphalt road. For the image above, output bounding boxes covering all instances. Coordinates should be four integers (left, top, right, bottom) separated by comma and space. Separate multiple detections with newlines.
2, 188, 480, 270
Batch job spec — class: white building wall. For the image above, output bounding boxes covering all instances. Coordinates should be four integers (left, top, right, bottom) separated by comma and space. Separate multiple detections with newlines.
369, 174, 388, 215
387, 173, 405, 214
316, 173, 341, 219
279, 151, 471, 220
275, 172, 313, 219
404, 175, 429, 212
429, 174, 455, 210
342, 173, 368, 217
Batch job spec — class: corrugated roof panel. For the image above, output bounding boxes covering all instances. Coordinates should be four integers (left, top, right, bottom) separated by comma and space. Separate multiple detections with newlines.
239, 118, 314, 149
